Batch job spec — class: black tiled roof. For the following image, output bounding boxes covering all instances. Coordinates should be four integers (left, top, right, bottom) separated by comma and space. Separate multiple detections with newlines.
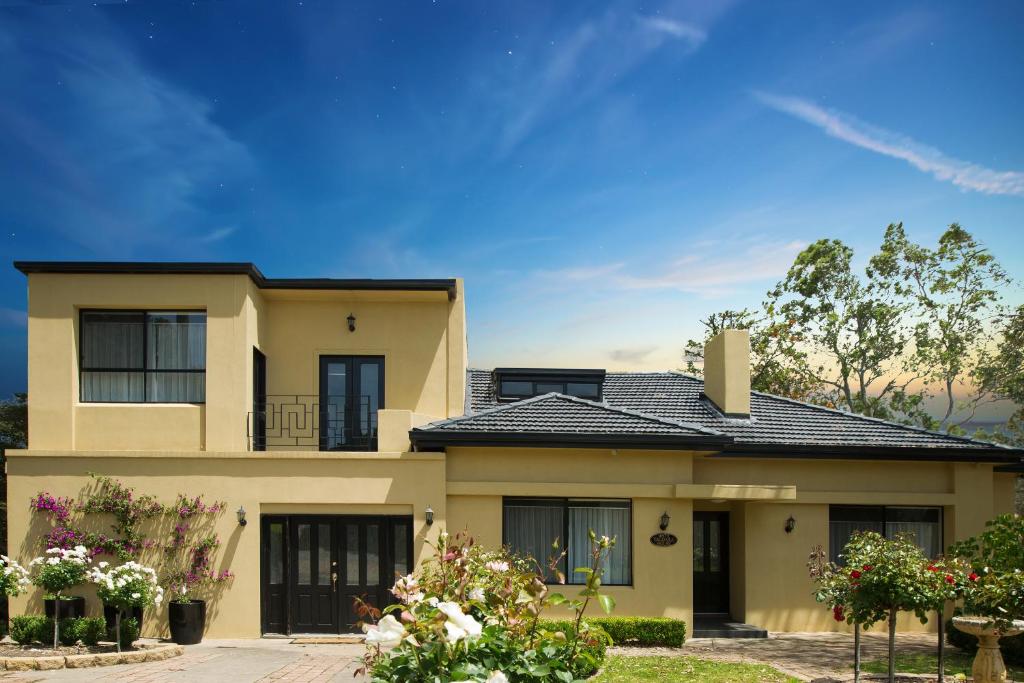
421, 392, 722, 436
425, 369, 1020, 458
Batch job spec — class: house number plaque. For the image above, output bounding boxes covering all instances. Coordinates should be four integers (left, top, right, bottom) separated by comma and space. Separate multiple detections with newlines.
649, 532, 677, 547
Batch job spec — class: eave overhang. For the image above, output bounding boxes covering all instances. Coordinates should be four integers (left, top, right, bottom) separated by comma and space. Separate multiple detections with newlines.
408, 429, 733, 451
713, 442, 1024, 464
13, 261, 458, 300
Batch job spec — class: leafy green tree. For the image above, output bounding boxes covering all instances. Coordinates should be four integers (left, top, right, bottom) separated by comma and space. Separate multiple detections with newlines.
768, 238, 933, 425
0, 393, 28, 555
871, 223, 1009, 429
682, 308, 820, 399
971, 305, 1024, 446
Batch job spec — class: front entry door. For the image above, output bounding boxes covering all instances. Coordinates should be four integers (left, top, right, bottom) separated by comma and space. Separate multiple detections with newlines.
693, 512, 729, 614
263, 515, 413, 634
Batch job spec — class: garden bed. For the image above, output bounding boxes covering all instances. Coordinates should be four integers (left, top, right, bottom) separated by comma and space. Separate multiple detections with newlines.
0, 641, 183, 671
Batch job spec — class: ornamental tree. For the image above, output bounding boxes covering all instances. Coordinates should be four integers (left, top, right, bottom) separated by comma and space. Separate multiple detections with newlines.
89, 560, 165, 652
810, 532, 945, 683
949, 514, 1024, 631
29, 545, 91, 649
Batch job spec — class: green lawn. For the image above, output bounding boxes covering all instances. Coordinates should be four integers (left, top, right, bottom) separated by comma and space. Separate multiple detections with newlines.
861, 652, 1024, 680
592, 656, 800, 682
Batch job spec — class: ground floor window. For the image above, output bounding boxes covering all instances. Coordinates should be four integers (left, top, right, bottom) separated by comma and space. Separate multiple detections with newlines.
502, 498, 632, 585
829, 506, 942, 563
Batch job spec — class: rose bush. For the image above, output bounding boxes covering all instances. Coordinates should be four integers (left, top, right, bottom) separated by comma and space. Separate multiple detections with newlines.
949, 513, 1024, 632
360, 530, 616, 682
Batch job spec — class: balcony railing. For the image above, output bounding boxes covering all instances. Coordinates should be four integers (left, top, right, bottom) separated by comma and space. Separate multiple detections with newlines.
248, 395, 378, 451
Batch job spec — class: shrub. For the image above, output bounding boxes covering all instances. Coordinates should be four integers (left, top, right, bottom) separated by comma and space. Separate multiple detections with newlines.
9, 615, 107, 647
10, 615, 46, 644
590, 617, 686, 647
540, 620, 611, 676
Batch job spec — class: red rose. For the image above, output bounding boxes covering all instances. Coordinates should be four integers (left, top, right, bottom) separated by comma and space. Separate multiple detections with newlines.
928, 565, 938, 572
850, 570, 862, 579
862, 564, 873, 571
945, 574, 955, 584
969, 572, 979, 582
833, 605, 845, 622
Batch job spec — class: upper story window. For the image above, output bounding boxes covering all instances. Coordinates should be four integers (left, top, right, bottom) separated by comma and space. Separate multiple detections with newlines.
80, 311, 207, 403
494, 368, 605, 401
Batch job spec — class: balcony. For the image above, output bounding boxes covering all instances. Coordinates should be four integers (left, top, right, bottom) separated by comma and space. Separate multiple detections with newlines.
248, 395, 378, 451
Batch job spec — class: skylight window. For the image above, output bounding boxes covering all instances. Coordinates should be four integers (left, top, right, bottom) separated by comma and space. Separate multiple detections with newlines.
493, 368, 605, 401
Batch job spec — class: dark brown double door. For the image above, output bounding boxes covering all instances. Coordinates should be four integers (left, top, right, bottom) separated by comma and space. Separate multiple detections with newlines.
261, 515, 413, 634
693, 512, 729, 614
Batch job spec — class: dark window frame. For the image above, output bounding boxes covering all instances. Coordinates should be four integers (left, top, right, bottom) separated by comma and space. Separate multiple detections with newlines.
78, 308, 207, 404
496, 378, 602, 401
502, 497, 633, 586
829, 505, 944, 564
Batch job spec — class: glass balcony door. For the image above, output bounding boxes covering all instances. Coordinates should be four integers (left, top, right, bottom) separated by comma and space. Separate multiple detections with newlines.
318, 356, 383, 451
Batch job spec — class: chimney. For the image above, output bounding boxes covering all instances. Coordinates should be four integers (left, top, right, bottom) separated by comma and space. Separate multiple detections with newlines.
703, 329, 751, 418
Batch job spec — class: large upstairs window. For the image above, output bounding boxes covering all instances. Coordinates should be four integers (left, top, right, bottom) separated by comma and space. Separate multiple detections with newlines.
494, 368, 605, 402
80, 310, 206, 403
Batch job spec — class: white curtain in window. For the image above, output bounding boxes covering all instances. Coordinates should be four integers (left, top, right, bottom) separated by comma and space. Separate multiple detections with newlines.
886, 521, 941, 559
146, 314, 206, 402
568, 505, 631, 585
829, 521, 883, 564
504, 504, 564, 577
81, 315, 144, 402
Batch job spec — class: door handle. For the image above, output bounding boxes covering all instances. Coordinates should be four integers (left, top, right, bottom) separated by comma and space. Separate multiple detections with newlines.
332, 572, 338, 591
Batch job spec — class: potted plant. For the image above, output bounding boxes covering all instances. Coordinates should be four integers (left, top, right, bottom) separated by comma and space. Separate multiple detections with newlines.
164, 534, 232, 645
28, 545, 90, 649
949, 514, 1024, 683
89, 560, 164, 653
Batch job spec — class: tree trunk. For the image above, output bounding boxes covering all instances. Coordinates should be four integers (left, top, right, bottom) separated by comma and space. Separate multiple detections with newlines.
53, 592, 60, 650
888, 607, 897, 683
937, 613, 945, 683
854, 621, 861, 683
115, 610, 121, 654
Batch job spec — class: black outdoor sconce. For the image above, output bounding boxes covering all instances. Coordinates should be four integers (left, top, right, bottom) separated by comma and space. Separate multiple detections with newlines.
425, 505, 434, 526
237, 506, 247, 527
347, 313, 356, 332
785, 516, 796, 534
659, 511, 671, 531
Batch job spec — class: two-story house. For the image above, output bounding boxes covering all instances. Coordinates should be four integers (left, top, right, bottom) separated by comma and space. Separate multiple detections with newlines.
7, 261, 1022, 639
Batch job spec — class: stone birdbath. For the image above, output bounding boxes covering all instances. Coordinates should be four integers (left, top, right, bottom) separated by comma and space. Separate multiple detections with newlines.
952, 615, 1024, 683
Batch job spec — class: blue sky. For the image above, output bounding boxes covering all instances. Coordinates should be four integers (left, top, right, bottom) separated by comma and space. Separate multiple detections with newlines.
2, 0, 1023, 416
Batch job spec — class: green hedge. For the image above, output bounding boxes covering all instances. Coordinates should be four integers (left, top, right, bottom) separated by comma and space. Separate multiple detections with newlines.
544, 616, 686, 648
9, 615, 106, 646
947, 617, 1024, 666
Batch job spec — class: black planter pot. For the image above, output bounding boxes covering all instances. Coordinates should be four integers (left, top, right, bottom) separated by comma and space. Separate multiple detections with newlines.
103, 604, 144, 632
44, 596, 86, 620
168, 600, 206, 645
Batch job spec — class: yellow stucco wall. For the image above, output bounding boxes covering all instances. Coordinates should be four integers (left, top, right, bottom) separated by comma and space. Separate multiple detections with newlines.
22, 272, 466, 453
6, 451, 446, 639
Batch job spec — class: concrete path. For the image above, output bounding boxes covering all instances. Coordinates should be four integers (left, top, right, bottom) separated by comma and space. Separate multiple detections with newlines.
1, 639, 368, 683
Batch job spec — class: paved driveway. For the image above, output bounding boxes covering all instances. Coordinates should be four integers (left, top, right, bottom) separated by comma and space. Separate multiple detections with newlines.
1, 640, 368, 683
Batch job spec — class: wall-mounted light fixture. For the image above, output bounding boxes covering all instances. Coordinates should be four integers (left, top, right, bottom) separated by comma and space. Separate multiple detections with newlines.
785, 516, 796, 534
425, 505, 434, 526
347, 313, 356, 332
237, 506, 247, 527
659, 511, 671, 531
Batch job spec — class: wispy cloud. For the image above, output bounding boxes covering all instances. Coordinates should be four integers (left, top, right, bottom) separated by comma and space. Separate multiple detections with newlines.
532, 239, 804, 297
0, 13, 253, 255
608, 346, 657, 363
199, 226, 237, 243
754, 91, 1024, 196
635, 16, 706, 48
493, 7, 716, 155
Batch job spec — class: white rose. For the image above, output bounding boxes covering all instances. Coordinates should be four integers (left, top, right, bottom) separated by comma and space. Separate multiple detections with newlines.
436, 601, 482, 642
468, 587, 485, 602
486, 672, 509, 683
363, 614, 404, 647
